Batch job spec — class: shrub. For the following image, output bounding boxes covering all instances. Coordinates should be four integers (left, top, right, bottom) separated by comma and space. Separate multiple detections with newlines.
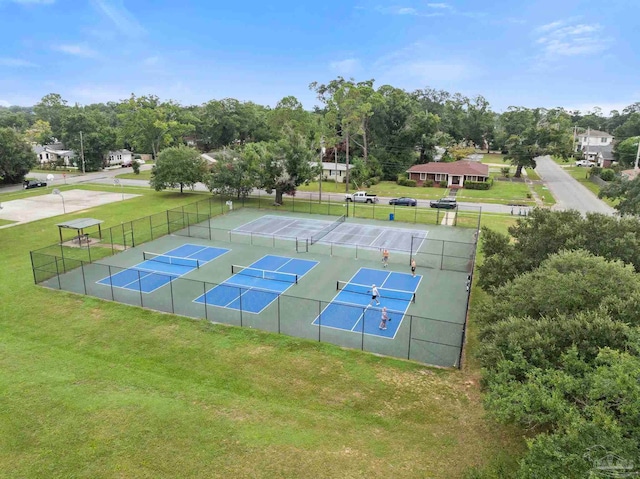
464, 181, 491, 190
599, 168, 616, 181
404, 179, 416, 187
132, 160, 140, 175
369, 176, 380, 185
423, 179, 434, 187
590, 166, 602, 177
500, 167, 511, 178
439, 180, 448, 188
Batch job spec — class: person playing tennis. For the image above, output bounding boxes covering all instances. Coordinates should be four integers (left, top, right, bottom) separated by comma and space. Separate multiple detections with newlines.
369, 284, 381, 306
382, 248, 390, 268
379, 307, 389, 330
410, 258, 416, 277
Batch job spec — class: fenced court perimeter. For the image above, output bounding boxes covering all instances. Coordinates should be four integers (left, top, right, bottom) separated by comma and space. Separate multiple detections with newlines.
30, 196, 479, 368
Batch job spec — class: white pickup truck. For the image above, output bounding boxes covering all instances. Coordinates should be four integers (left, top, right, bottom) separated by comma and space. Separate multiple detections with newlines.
345, 191, 379, 203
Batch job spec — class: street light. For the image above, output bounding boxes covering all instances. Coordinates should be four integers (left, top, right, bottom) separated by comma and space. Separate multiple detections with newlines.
52, 188, 66, 213
114, 178, 124, 201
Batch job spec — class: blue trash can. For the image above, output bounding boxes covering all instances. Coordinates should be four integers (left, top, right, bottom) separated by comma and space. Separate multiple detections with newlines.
389, 213, 395, 221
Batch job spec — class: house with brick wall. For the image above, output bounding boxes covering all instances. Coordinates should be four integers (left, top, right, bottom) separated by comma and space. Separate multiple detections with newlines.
406, 160, 490, 188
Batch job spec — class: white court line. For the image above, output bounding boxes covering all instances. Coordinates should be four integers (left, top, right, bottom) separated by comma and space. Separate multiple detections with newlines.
193, 254, 319, 314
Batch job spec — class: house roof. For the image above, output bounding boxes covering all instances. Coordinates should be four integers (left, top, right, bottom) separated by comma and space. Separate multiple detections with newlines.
108, 149, 132, 155
576, 129, 613, 138
583, 144, 614, 158
406, 160, 489, 176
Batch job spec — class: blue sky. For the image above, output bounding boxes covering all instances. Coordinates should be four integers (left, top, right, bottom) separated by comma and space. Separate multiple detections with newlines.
0, 0, 638, 113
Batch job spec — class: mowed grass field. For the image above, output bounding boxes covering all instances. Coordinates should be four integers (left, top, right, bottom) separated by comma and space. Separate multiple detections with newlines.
0, 185, 524, 478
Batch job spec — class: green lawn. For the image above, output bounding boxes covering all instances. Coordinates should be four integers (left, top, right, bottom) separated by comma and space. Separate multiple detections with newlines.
564, 167, 618, 207
0, 218, 16, 227
0, 185, 524, 478
116, 169, 152, 180
479, 153, 507, 164
300, 180, 535, 205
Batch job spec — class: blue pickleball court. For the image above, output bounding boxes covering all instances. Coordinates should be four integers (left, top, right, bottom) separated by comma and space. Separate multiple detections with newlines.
194, 255, 318, 313
97, 244, 229, 293
313, 268, 422, 338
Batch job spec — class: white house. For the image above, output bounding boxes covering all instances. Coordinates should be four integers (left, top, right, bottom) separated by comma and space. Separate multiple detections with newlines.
106, 149, 134, 166
309, 162, 354, 182
575, 129, 614, 150
33, 144, 76, 167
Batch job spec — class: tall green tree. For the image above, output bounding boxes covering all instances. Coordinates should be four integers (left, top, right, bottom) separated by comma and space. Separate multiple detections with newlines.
150, 145, 207, 194
0, 127, 37, 183
60, 107, 116, 172
24, 119, 54, 145
205, 149, 259, 199
33, 93, 68, 140
255, 129, 315, 204
117, 95, 195, 159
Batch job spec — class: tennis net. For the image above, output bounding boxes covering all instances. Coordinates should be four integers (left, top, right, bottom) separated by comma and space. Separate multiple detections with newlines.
310, 215, 346, 245
336, 280, 415, 303
231, 265, 298, 284
143, 252, 200, 268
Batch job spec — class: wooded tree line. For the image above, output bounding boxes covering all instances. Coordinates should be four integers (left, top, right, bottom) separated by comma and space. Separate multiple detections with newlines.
469, 209, 640, 478
1, 80, 640, 185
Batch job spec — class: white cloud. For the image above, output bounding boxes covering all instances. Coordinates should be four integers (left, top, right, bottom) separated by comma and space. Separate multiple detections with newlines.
53, 44, 98, 58
426, 3, 452, 9
91, 0, 145, 37
374, 43, 472, 88
143, 56, 160, 66
375, 5, 444, 17
10, 0, 54, 4
329, 58, 361, 75
0, 99, 11, 107
0, 57, 38, 67
534, 21, 611, 58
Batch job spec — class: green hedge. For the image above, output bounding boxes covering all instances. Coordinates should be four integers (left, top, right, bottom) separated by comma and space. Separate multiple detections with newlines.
397, 178, 417, 187
599, 169, 616, 181
422, 179, 434, 187
464, 181, 491, 190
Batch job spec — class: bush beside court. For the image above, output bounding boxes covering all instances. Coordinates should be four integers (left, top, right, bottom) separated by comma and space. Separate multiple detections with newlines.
0, 184, 524, 478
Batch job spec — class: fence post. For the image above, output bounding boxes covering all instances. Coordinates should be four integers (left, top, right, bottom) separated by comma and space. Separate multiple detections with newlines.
361, 307, 365, 351
138, 270, 144, 307
55, 256, 61, 289
30, 252, 38, 285
122, 223, 126, 249
407, 315, 413, 360
318, 301, 321, 342
277, 296, 281, 334
440, 240, 445, 270
108, 265, 114, 300
169, 277, 175, 313
81, 261, 87, 295
239, 287, 243, 327
150, 215, 154, 240
204, 282, 208, 322
166, 210, 171, 235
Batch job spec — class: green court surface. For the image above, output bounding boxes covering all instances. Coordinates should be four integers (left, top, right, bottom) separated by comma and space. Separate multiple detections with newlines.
34, 207, 474, 368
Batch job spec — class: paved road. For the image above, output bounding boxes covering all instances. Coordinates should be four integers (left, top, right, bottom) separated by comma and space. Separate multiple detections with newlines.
535, 156, 616, 215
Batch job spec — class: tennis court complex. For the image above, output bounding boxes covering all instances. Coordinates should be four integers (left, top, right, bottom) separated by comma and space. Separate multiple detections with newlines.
31, 197, 478, 368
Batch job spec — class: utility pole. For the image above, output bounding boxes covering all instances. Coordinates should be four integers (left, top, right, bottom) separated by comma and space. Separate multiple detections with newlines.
345, 132, 350, 193
319, 138, 325, 203
80, 130, 85, 174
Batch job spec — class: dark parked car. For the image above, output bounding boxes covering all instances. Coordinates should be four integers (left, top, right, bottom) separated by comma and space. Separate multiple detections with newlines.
23, 179, 47, 189
429, 197, 457, 209
389, 197, 417, 206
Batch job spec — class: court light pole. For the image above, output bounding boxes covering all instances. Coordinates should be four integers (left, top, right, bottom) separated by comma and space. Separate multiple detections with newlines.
114, 178, 124, 201
53, 188, 66, 213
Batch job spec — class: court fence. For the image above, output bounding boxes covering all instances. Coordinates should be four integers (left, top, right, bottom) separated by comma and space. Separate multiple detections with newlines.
30, 194, 480, 369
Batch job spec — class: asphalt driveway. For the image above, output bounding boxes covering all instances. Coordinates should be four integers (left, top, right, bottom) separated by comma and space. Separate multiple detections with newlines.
534, 156, 616, 215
